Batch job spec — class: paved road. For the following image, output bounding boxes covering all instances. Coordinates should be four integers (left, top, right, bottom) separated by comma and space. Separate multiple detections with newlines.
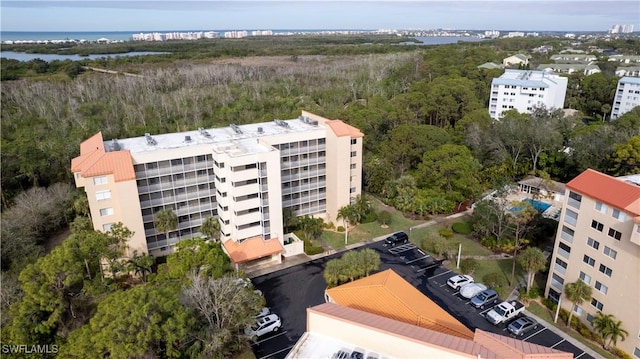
251, 240, 596, 359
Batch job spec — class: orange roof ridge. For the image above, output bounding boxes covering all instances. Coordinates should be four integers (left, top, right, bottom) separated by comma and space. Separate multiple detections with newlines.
71, 132, 136, 183
567, 168, 640, 216
325, 119, 364, 138
473, 329, 572, 358
325, 269, 474, 339
222, 236, 283, 264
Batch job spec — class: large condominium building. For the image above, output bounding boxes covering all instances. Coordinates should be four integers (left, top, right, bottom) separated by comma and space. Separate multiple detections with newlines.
611, 76, 640, 120
71, 111, 363, 264
488, 69, 568, 120
544, 169, 640, 357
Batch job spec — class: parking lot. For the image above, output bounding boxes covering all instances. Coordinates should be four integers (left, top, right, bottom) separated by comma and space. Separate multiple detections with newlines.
251, 238, 596, 359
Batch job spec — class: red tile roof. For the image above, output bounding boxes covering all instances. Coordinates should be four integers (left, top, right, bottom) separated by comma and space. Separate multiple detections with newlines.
325, 269, 474, 339
222, 236, 283, 263
325, 120, 364, 138
567, 169, 640, 216
71, 132, 136, 182
473, 330, 573, 359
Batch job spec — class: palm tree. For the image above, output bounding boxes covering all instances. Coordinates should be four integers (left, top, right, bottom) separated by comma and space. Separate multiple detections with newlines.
564, 280, 592, 327
337, 205, 358, 244
155, 208, 177, 244
517, 247, 547, 294
200, 216, 221, 242
508, 200, 536, 286
282, 207, 298, 233
298, 216, 323, 241
127, 250, 155, 283
592, 312, 628, 350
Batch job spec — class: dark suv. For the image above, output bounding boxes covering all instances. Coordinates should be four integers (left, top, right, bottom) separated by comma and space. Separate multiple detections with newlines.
383, 232, 409, 247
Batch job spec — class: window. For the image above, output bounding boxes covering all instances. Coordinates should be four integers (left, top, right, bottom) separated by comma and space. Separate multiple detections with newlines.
96, 190, 111, 201
587, 238, 600, 250
350, 151, 357, 157
607, 228, 622, 241
612, 209, 626, 221
568, 191, 582, 209
573, 305, 583, 316
102, 223, 114, 232
561, 226, 574, 242
350, 187, 356, 194
603, 246, 617, 259
564, 209, 578, 226
551, 273, 564, 289
579, 271, 592, 284
595, 201, 608, 214
583, 255, 595, 267
591, 220, 604, 232
590, 298, 604, 311
554, 258, 567, 275
586, 313, 595, 324
595, 281, 608, 294
350, 163, 356, 169
350, 138, 357, 145
558, 242, 571, 259
599, 264, 613, 277
634, 347, 640, 359
93, 176, 108, 185
99, 208, 114, 216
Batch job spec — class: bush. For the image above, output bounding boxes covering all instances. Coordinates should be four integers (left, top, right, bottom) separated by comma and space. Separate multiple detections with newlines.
336, 226, 345, 232
611, 347, 632, 359
377, 211, 392, 226
452, 222, 472, 234
361, 211, 377, 224
303, 238, 324, 255
438, 228, 453, 239
459, 258, 478, 274
528, 287, 541, 299
542, 297, 556, 311
480, 236, 498, 249
324, 222, 335, 230
483, 272, 507, 290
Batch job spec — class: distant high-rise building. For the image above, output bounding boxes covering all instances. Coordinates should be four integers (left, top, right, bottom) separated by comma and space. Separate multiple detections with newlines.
488, 70, 568, 120
609, 24, 634, 34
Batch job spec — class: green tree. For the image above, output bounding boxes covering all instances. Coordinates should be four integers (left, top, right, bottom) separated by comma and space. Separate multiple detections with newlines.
564, 280, 592, 327
200, 216, 221, 242
608, 135, 640, 176
508, 200, 537, 286
592, 312, 628, 350
127, 250, 155, 283
517, 247, 547, 294
159, 238, 231, 280
155, 208, 177, 243
380, 124, 451, 174
282, 207, 298, 234
417, 144, 482, 203
297, 215, 324, 241
471, 195, 511, 245
377, 211, 391, 226
63, 284, 194, 359
337, 204, 358, 241
601, 103, 611, 122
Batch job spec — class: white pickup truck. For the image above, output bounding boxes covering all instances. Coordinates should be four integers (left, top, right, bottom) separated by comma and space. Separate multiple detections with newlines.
485, 300, 525, 325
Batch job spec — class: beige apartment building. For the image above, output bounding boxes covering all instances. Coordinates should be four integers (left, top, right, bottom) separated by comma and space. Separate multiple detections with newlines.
71, 111, 363, 264
544, 169, 640, 357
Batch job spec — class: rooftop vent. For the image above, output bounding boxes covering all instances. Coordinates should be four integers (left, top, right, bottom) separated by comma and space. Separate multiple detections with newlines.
230, 124, 243, 135
198, 127, 212, 138
184, 135, 192, 142
111, 139, 121, 151
144, 133, 157, 146
257, 127, 263, 133
274, 119, 290, 128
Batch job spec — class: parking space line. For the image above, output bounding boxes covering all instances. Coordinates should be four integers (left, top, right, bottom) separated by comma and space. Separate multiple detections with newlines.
574, 351, 587, 358
550, 339, 565, 348
254, 331, 288, 345
406, 255, 430, 264
258, 345, 294, 359
427, 270, 451, 280
523, 327, 546, 341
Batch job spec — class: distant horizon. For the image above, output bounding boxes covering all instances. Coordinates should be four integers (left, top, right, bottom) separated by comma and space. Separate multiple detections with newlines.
1, 1, 638, 33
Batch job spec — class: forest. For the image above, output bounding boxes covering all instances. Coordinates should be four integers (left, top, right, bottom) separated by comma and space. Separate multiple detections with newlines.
1, 35, 639, 358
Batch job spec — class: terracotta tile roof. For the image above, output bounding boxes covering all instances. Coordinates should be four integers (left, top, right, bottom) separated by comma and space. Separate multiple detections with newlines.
567, 169, 640, 216
325, 269, 474, 339
71, 132, 136, 182
325, 120, 364, 138
222, 236, 283, 263
473, 329, 573, 359
310, 303, 496, 358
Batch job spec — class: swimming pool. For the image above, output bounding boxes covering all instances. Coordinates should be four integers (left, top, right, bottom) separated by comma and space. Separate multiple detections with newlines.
523, 198, 552, 213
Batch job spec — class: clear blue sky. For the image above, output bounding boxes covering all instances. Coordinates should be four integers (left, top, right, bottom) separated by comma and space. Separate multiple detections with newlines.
1, 1, 639, 32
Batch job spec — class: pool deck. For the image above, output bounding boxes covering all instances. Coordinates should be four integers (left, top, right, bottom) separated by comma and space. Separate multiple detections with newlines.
506, 191, 562, 220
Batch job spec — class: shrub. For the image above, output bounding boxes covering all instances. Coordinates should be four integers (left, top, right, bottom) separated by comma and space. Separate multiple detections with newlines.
377, 211, 392, 226
558, 308, 569, 323
439, 228, 454, 239
480, 236, 498, 249
452, 222, 472, 234
336, 226, 345, 232
542, 298, 556, 311
303, 238, 324, 255
361, 211, 377, 224
324, 222, 335, 230
459, 258, 478, 275
483, 272, 507, 290
569, 314, 579, 329
528, 287, 541, 299
611, 347, 632, 359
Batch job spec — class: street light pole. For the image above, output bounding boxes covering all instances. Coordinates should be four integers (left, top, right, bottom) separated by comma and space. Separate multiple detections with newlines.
554, 294, 562, 323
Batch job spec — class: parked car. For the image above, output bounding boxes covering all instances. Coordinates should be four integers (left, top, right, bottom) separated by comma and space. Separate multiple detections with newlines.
350, 351, 364, 359
470, 289, 499, 309
383, 232, 409, 247
485, 300, 525, 325
508, 316, 539, 337
332, 350, 351, 359
447, 274, 474, 290
459, 283, 488, 299
245, 314, 281, 339
254, 307, 271, 318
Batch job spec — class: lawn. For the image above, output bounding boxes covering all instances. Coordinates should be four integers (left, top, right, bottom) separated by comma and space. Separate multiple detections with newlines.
411, 217, 493, 257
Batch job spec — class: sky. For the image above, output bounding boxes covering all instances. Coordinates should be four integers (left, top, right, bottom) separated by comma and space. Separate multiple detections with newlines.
1, 0, 639, 32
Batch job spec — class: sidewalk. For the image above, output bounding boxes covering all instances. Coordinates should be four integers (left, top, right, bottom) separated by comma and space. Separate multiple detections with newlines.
246, 210, 472, 278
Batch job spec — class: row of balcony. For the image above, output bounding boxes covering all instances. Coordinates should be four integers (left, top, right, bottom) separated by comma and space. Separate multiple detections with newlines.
282, 194, 326, 208
281, 169, 326, 182
135, 161, 210, 178
282, 182, 325, 195
139, 191, 212, 209
137, 175, 216, 194
278, 144, 325, 157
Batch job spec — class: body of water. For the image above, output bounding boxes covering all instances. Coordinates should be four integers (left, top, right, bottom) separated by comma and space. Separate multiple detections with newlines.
410, 36, 485, 45
0, 51, 169, 62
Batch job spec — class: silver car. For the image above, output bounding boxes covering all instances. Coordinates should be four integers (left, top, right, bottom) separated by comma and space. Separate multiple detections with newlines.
470, 289, 499, 309
507, 316, 538, 336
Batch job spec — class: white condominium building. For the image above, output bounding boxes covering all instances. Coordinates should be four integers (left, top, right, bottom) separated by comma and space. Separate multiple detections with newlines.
544, 169, 640, 357
611, 76, 640, 120
489, 69, 568, 120
71, 111, 363, 265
